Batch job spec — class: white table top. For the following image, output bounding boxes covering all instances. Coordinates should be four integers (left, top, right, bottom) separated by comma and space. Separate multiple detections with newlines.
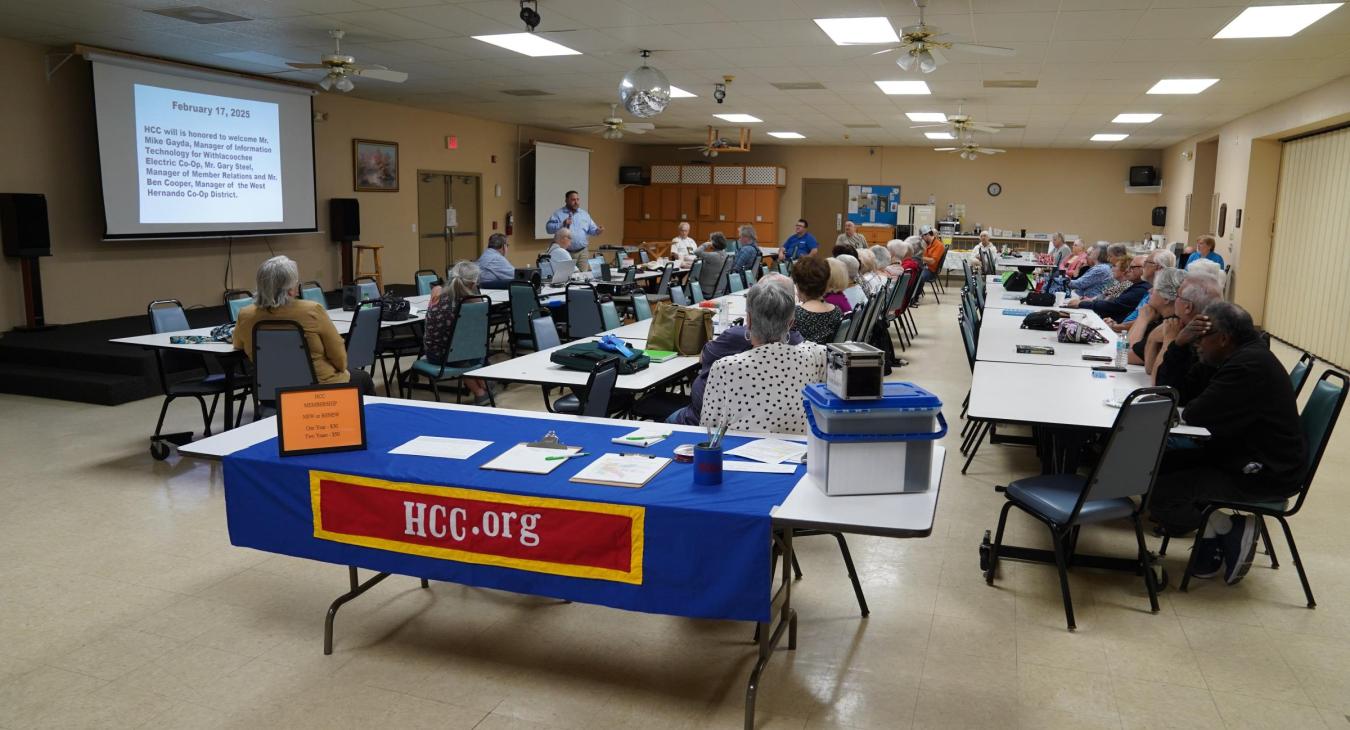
470, 334, 696, 391
976, 306, 1118, 367
113, 303, 422, 354
179, 397, 942, 539
967, 361, 1207, 437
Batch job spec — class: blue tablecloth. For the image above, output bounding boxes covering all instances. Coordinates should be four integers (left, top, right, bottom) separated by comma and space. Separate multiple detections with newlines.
222, 404, 803, 621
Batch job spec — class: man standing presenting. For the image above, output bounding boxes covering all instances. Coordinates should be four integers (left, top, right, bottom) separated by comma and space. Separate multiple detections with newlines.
545, 190, 604, 261
782, 219, 818, 261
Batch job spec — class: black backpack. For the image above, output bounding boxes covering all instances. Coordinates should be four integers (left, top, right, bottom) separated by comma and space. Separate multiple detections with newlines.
550, 342, 650, 374
379, 293, 412, 321
1004, 271, 1032, 292
1021, 310, 1071, 331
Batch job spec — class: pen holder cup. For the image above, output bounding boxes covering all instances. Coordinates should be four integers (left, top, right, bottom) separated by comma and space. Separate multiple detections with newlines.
693, 442, 723, 486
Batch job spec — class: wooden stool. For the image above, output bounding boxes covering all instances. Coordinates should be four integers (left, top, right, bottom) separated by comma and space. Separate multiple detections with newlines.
353, 244, 384, 291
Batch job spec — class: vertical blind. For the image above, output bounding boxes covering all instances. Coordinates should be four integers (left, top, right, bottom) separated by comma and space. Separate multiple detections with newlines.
1265, 125, 1350, 367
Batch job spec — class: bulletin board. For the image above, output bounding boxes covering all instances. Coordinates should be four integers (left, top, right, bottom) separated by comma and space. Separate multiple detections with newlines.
847, 185, 901, 226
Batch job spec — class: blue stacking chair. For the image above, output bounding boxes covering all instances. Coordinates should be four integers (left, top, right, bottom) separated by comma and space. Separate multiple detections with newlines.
300, 281, 326, 306
355, 277, 380, 303
566, 283, 604, 339
1289, 351, 1315, 398
632, 294, 652, 321
508, 281, 539, 356
146, 299, 236, 460
402, 296, 494, 405
415, 269, 440, 296
689, 281, 704, 303
670, 286, 690, 306
728, 272, 745, 293
249, 320, 318, 420
224, 290, 253, 322
600, 300, 621, 331
344, 304, 382, 375
984, 387, 1177, 630
745, 267, 758, 285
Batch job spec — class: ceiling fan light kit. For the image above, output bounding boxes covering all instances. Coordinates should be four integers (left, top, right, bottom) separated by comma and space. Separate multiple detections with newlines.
290, 29, 409, 93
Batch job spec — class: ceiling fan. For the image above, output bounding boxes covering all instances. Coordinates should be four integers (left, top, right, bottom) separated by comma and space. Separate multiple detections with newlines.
287, 30, 409, 92
569, 104, 655, 140
871, 0, 1015, 73
910, 99, 1024, 135
934, 134, 1005, 161
678, 127, 751, 158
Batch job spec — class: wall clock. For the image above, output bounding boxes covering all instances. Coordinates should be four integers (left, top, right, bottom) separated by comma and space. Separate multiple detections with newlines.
987, 182, 1002, 197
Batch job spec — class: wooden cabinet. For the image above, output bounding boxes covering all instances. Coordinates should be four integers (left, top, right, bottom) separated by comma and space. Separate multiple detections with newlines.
716, 188, 737, 223
697, 187, 716, 221
857, 226, 893, 246
735, 189, 756, 226
641, 187, 661, 221
754, 188, 777, 225
659, 187, 679, 221
622, 181, 782, 246
679, 187, 697, 221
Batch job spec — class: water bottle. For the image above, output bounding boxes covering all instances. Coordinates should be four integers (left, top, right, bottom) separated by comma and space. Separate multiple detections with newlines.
1115, 335, 1128, 368
719, 301, 729, 328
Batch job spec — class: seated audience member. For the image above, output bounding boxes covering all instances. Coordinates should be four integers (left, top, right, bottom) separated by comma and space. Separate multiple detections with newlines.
824, 257, 853, 314
1060, 239, 1090, 278
421, 261, 492, 404
791, 255, 843, 344
545, 228, 575, 266
475, 233, 515, 289
837, 220, 867, 250
883, 239, 909, 279
1186, 234, 1225, 269
233, 255, 375, 395
700, 282, 826, 435
1067, 254, 1149, 319
918, 225, 945, 286
1150, 272, 1224, 373
696, 232, 730, 294
731, 224, 762, 274
1126, 266, 1185, 368
1049, 232, 1071, 271
831, 244, 856, 259
857, 248, 885, 298
670, 222, 697, 261
1066, 244, 1114, 299
666, 274, 803, 426
1186, 258, 1224, 283
1114, 249, 1177, 329
782, 219, 818, 261
869, 244, 891, 275
837, 253, 867, 310
971, 232, 999, 273
1150, 301, 1306, 584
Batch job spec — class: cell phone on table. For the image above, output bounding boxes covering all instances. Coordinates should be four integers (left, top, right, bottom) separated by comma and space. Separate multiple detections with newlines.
1016, 345, 1055, 355
1092, 365, 1126, 372
1082, 354, 1113, 362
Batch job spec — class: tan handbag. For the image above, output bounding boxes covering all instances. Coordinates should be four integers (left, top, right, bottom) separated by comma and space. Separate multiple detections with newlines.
647, 302, 714, 356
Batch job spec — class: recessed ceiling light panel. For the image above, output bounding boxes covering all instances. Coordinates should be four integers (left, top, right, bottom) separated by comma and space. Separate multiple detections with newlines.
471, 33, 581, 57
668, 86, 696, 98
813, 17, 899, 46
907, 112, 948, 122
925, 132, 954, 140
1213, 3, 1342, 39
768, 132, 805, 139
714, 113, 762, 123
1148, 78, 1218, 95
1091, 133, 1129, 141
875, 80, 931, 95
1112, 113, 1161, 124
149, 6, 250, 24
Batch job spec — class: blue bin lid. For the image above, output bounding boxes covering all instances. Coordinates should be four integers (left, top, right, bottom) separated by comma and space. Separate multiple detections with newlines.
803, 382, 943, 413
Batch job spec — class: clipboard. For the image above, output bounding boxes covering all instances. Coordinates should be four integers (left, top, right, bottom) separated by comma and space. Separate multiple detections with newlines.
570, 453, 671, 488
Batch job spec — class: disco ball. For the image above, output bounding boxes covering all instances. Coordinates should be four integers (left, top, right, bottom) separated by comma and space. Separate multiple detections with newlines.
619, 62, 670, 118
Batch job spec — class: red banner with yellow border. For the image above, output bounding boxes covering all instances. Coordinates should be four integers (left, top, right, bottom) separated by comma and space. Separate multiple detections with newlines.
309, 470, 644, 584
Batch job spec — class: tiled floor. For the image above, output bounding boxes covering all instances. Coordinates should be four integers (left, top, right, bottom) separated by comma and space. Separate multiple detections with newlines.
3, 295, 1350, 729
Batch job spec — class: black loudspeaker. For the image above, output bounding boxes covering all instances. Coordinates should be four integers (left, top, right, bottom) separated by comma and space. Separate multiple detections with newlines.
1151, 206, 1167, 227
330, 198, 360, 242
0, 193, 52, 258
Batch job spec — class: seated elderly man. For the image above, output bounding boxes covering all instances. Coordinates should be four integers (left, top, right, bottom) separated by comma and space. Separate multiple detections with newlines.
475, 232, 515, 289
1150, 301, 1306, 585
1124, 266, 1185, 369
700, 280, 826, 434
1066, 254, 1149, 319
1105, 249, 1176, 331
664, 274, 804, 426
233, 255, 375, 395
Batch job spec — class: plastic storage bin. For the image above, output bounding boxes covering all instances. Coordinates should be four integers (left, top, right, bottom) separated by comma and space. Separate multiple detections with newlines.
802, 382, 946, 496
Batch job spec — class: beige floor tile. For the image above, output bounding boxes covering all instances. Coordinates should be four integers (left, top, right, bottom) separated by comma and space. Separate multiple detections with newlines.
926, 613, 1018, 664
1111, 676, 1223, 730
1016, 706, 1123, 730
108, 643, 253, 706
48, 627, 182, 681
1103, 641, 1207, 690
1017, 662, 1117, 718
911, 684, 1018, 730
1199, 654, 1313, 706
1017, 621, 1110, 674
1210, 690, 1332, 729
0, 666, 107, 728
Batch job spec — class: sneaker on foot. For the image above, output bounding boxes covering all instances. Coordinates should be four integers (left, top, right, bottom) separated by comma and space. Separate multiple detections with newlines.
1221, 514, 1259, 585
1190, 537, 1223, 579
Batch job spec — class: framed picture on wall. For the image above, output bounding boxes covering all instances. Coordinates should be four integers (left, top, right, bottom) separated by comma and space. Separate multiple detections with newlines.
353, 139, 399, 192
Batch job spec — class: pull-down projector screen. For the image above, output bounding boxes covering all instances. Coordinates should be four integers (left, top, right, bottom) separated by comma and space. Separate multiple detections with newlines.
90, 54, 317, 240
534, 142, 591, 240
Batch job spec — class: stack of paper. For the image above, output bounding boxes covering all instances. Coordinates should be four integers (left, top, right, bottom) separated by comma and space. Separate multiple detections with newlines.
571, 453, 671, 488
611, 429, 670, 448
481, 444, 581, 475
725, 438, 807, 465
389, 436, 492, 460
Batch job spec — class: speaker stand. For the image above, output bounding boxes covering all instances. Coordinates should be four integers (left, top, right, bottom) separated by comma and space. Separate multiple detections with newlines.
18, 255, 54, 332
339, 239, 354, 286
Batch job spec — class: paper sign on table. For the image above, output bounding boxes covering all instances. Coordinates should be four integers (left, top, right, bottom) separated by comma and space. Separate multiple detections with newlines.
570, 453, 671, 488
725, 438, 807, 464
481, 444, 580, 475
389, 436, 492, 460
723, 461, 799, 474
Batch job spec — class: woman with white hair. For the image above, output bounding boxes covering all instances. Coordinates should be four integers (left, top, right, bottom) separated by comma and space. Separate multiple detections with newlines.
856, 248, 885, 298
971, 232, 999, 274
836, 253, 867, 310
700, 282, 826, 435
1126, 267, 1186, 370
232, 254, 375, 394
422, 260, 492, 404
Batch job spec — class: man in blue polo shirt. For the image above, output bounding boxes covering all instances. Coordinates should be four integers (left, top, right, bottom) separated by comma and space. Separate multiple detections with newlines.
781, 219, 818, 260
544, 190, 604, 260
475, 233, 515, 289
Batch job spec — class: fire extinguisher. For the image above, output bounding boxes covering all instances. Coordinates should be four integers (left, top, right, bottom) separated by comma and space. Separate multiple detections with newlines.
505, 212, 514, 236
